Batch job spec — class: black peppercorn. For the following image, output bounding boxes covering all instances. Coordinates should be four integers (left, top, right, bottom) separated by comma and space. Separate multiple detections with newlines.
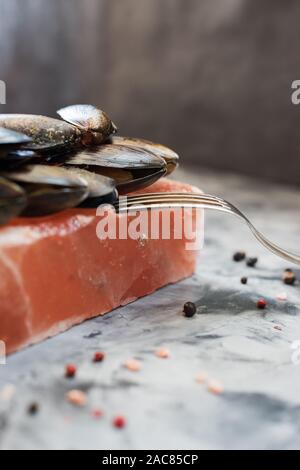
241, 276, 248, 284
282, 269, 296, 285
183, 301, 197, 317
246, 257, 258, 267
233, 251, 246, 262
27, 402, 39, 415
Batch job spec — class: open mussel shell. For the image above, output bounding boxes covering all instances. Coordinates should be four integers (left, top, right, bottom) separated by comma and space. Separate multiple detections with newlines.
64, 144, 167, 194
0, 127, 32, 158
57, 105, 117, 145
0, 176, 27, 226
108, 136, 179, 175
65, 167, 118, 207
4, 165, 89, 217
0, 115, 81, 154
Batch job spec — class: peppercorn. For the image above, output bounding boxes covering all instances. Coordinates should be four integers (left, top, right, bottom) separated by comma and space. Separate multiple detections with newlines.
155, 347, 170, 359
124, 359, 141, 372
113, 415, 126, 429
241, 277, 248, 285
246, 257, 258, 267
65, 363, 77, 378
282, 269, 296, 285
183, 301, 197, 317
257, 298, 267, 309
65, 389, 87, 406
27, 402, 39, 415
233, 251, 246, 262
93, 351, 105, 363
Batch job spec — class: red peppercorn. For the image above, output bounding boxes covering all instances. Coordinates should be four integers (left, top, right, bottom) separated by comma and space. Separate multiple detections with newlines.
93, 351, 105, 363
65, 364, 77, 378
113, 415, 126, 429
257, 299, 267, 309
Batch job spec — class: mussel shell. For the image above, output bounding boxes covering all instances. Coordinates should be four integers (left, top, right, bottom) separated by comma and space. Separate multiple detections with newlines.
0, 115, 81, 153
0, 176, 27, 225
108, 136, 179, 175
64, 144, 167, 193
20, 186, 89, 217
115, 168, 167, 194
0, 150, 37, 170
65, 167, 118, 208
5, 164, 89, 188
0, 127, 32, 158
57, 105, 117, 145
4, 165, 89, 217
65, 144, 166, 170
0, 127, 32, 146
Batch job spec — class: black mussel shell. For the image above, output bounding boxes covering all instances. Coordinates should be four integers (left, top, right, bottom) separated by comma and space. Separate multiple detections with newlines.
86, 166, 167, 194
0, 150, 37, 170
0, 176, 27, 225
64, 144, 167, 193
4, 165, 89, 217
0, 127, 32, 158
65, 167, 118, 208
115, 167, 166, 194
108, 136, 179, 175
57, 105, 117, 145
0, 115, 81, 154
65, 144, 166, 169
21, 186, 89, 217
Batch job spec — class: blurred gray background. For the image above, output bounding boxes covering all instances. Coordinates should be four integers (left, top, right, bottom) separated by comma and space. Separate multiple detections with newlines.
0, 0, 299, 185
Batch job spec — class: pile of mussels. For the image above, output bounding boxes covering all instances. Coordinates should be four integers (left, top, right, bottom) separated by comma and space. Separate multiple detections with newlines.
0, 105, 179, 226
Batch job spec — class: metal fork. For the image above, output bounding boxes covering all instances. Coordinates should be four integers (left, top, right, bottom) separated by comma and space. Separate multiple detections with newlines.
114, 192, 300, 265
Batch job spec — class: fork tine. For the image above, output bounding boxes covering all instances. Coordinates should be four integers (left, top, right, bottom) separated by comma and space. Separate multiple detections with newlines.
114, 193, 228, 213
123, 192, 223, 202
127, 193, 230, 208
115, 193, 228, 209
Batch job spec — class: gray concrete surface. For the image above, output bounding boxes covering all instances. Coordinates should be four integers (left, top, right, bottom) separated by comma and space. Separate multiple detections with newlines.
0, 168, 300, 450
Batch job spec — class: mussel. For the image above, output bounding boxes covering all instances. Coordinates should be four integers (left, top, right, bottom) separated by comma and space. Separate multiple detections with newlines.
64, 144, 167, 194
0, 176, 27, 225
0, 103, 180, 225
108, 136, 179, 175
1, 150, 36, 168
0, 105, 116, 155
64, 168, 117, 207
3, 165, 90, 217
0, 127, 32, 158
